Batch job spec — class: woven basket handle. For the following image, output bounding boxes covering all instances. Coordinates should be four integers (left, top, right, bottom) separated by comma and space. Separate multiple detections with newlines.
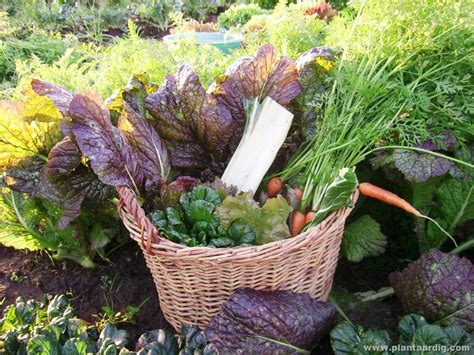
116, 186, 160, 254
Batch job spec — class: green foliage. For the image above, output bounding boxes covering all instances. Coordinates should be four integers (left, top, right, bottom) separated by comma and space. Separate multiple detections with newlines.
245, 2, 327, 59
15, 31, 240, 100
216, 192, 292, 244
134, 0, 177, 30
341, 215, 387, 262
218, 4, 270, 29
0, 295, 103, 354
281, 0, 473, 210
0, 189, 124, 268
150, 186, 257, 247
331, 314, 472, 355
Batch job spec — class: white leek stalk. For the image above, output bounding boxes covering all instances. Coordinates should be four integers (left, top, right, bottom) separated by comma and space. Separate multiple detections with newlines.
222, 97, 294, 194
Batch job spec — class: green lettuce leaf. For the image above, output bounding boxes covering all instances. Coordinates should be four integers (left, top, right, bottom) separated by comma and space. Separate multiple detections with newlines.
341, 215, 387, 262
216, 192, 292, 244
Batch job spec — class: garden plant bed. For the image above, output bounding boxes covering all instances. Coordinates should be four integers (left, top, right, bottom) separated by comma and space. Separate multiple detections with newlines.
0, 1, 472, 353
0, 244, 171, 344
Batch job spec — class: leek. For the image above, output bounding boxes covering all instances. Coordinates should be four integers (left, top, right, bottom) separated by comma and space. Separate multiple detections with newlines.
222, 97, 294, 194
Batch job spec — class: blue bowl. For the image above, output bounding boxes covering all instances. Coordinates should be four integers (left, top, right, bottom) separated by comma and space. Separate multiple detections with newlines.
163, 32, 243, 55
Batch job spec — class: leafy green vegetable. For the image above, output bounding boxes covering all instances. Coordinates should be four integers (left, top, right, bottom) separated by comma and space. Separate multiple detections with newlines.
216, 192, 292, 244
312, 168, 358, 225
331, 314, 473, 355
341, 215, 387, 262
330, 321, 391, 355
218, 4, 270, 29
0, 189, 123, 268
149, 186, 257, 248
206, 288, 338, 354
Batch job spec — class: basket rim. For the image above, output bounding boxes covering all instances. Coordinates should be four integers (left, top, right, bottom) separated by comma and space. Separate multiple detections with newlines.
117, 185, 359, 260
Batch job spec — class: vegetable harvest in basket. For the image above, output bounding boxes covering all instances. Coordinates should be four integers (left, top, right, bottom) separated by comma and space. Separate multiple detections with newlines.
3, 38, 470, 251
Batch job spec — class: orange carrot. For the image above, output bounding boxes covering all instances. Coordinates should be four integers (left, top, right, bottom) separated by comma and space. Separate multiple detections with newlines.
268, 177, 284, 197
291, 211, 306, 237
359, 182, 421, 217
305, 211, 316, 224
294, 188, 303, 201
359, 182, 458, 247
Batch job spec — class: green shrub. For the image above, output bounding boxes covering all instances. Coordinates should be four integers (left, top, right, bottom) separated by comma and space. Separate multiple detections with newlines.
245, 1, 327, 59
218, 3, 271, 29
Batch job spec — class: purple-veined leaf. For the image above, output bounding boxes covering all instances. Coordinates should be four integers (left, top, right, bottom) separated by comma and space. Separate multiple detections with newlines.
47, 136, 81, 177
206, 288, 338, 354
145, 65, 235, 172
118, 103, 170, 190
68, 94, 144, 190
31, 79, 74, 118
217, 44, 301, 105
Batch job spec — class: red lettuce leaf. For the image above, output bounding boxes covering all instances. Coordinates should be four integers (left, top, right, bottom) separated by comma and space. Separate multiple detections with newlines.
68, 94, 144, 189
209, 44, 302, 153
117, 103, 170, 191
145, 65, 235, 172
389, 249, 474, 332
206, 288, 338, 354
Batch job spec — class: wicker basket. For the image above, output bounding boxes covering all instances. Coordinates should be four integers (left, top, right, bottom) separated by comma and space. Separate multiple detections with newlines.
117, 186, 358, 330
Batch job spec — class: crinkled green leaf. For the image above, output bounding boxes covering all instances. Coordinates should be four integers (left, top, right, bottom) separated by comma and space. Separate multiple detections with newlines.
313, 168, 358, 224
437, 176, 474, 229
145, 65, 235, 172
227, 219, 256, 245
423, 177, 474, 249
179, 186, 222, 211
117, 103, 170, 190
216, 192, 292, 244
207, 289, 337, 354
341, 215, 387, 262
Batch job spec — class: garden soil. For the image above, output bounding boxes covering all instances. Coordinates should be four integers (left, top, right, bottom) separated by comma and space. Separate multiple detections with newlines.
1, 242, 402, 352
0, 243, 172, 344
